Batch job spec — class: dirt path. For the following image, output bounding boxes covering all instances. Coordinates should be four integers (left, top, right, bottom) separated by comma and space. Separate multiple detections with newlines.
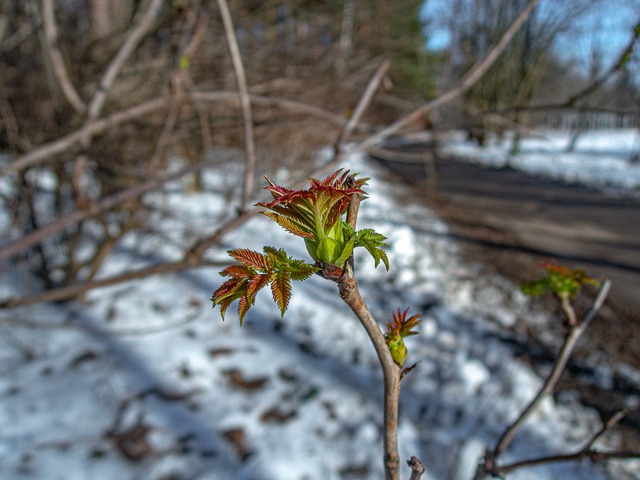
370, 150, 640, 361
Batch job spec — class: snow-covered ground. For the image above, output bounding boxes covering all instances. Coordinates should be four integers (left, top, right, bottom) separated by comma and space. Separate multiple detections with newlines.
439, 128, 640, 198
0, 130, 639, 480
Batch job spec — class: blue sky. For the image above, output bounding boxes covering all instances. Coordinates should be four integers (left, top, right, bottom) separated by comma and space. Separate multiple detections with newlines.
421, 0, 640, 72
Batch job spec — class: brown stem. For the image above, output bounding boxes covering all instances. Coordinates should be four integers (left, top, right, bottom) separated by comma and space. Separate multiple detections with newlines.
335, 59, 391, 149
42, 0, 86, 115
339, 191, 402, 480
217, 0, 256, 211
407, 456, 426, 480
0, 160, 213, 261
339, 267, 402, 480
487, 280, 611, 470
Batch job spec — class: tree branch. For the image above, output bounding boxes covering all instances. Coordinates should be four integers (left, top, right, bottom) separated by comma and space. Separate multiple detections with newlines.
479, 280, 612, 477
0, 160, 215, 261
41, 0, 86, 115
339, 191, 402, 480
217, 0, 256, 211
88, 0, 163, 120
407, 456, 426, 480
335, 59, 391, 149
345, 0, 538, 154
2, 92, 349, 177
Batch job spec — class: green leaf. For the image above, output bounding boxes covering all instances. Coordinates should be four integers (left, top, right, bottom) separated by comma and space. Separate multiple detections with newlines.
520, 262, 600, 299
355, 228, 390, 270
288, 259, 320, 281
270, 269, 292, 317
384, 308, 421, 366
212, 247, 318, 324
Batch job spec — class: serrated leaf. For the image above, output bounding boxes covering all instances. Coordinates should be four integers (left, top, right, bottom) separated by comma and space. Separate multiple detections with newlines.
228, 248, 270, 270
270, 269, 292, 317
261, 211, 314, 238
355, 228, 389, 270
289, 260, 320, 280
264, 246, 290, 264
212, 278, 246, 320
220, 264, 256, 279
212, 247, 317, 324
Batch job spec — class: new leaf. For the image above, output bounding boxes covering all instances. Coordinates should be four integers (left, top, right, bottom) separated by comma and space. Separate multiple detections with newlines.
211, 247, 319, 325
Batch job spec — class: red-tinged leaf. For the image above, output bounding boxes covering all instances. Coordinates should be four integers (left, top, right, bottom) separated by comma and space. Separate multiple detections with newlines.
258, 177, 315, 207
386, 308, 421, 339
212, 278, 246, 320
228, 248, 270, 271
261, 211, 315, 238
237, 295, 252, 326
220, 264, 256, 279
270, 269, 292, 317
246, 273, 271, 305
213, 278, 246, 303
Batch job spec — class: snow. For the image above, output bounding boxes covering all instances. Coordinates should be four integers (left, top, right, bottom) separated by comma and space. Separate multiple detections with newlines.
438, 129, 640, 198
1, 130, 639, 479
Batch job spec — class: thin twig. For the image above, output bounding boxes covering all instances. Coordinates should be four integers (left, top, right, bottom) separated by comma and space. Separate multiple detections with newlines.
498, 411, 636, 476
2, 97, 167, 176
485, 280, 611, 473
335, 59, 391, 148
0, 258, 226, 309
2, 92, 348, 176
343, 0, 538, 155
217, 0, 256, 211
87, 0, 163, 120
42, 0, 86, 115
407, 456, 426, 480
340, 191, 402, 480
0, 160, 216, 261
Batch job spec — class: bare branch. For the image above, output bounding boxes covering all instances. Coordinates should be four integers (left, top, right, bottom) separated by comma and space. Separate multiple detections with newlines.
1, 98, 167, 176
0, 160, 215, 261
88, 0, 163, 120
339, 191, 402, 480
482, 280, 612, 475
564, 20, 640, 107
42, 0, 86, 115
335, 59, 391, 148
0, 258, 227, 310
2, 92, 349, 176
498, 411, 637, 476
344, 0, 538, 154
217, 0, 256, 211
407, 456, 426, 480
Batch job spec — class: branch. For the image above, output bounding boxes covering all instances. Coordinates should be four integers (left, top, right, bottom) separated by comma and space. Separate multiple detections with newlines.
41, 0, 86, 115
346, 0, 538, 154
339, 191, 402, 480
482, 280, 611, 475
2, 92, 348, 176
1, 257, 228, 309
564, 20, 640, 107
217, 0, 256, 211
407, 456, 426, 480
1, 97, 167, 176
498, 411, 638, 474
0, 160, 215, 261
87, 0, 163, 120
335, 59, 391, 148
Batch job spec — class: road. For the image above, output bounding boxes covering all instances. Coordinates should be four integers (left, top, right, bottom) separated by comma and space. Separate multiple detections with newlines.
368, 148, 640, 366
